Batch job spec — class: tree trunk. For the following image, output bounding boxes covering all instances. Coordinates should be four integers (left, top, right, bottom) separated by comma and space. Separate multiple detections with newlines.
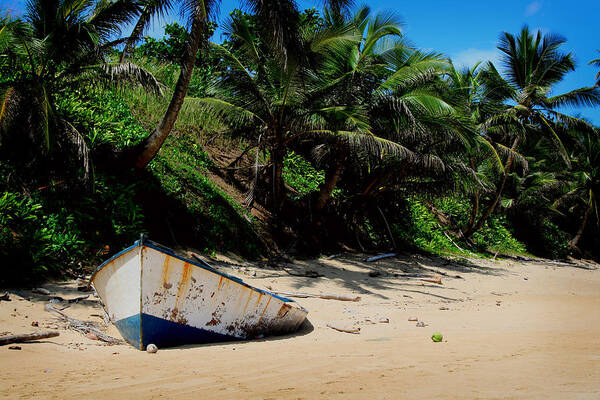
271, 132, 286, 215
127, 8, 205, 169
569, 196, 593, 249
119, 6, 153, 64
314, 144, 345, 213
462, 157, 480, 236
464, 137, 520, 238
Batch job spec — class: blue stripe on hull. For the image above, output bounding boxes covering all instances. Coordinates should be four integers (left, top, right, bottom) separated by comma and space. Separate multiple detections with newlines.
114, 313, 141, 348
114, 313, 238, 349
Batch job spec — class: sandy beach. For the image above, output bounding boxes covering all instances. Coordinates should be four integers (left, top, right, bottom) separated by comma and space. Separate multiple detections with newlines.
1, 253, 599, 399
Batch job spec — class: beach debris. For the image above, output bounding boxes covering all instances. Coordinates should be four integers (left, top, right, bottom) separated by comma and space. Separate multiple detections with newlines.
410, 276, 443, 285
496, 301, 502, 306
368, 271, 382, 278
67, 295, 90, 303
524, 277, 529, 281
365, 253, 396, 262
0, 331, 60, 346
0, 292, 10, 301
326, 254, 341, 260
8, 346, 21, 350
416, 322, 427, 327
32, 288, 51, 295
44, 304, 122, 345
48, 294, 90, 303
403, 295, 413, 299
439, 307, 449, 311
146, 344, 158, 353
270, 291, 361, 302
408, 316, 418, 322
379, 318, 390, 324
31, 321, 39, 327
431, 333, 443, 342
86, 332, 99, 340
327, 323, 360, 334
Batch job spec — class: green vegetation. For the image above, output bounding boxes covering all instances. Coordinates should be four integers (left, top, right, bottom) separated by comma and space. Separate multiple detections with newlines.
1, 0, 600, 284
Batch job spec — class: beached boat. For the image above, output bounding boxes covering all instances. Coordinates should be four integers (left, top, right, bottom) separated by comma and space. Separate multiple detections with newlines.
89, 236, 308, 350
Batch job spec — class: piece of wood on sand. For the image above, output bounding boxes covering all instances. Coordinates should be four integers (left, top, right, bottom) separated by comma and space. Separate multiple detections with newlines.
327, 323, 360, 334
0, 331, 60, 346
271, 291, 361, 302
365, 253, 397, 262
409, 276, 443, 285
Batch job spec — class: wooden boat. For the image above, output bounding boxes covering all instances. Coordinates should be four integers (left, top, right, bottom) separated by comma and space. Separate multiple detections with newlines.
89, 236, 308, 350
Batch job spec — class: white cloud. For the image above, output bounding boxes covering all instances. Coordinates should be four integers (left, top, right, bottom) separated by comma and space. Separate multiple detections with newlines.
451, 48, 500, 69
525, 1, 542, 16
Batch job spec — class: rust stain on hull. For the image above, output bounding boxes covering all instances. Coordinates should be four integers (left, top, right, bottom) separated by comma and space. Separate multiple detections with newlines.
170, 263, 192, 324
256, 296, 272, 328
161, 256, 171, 289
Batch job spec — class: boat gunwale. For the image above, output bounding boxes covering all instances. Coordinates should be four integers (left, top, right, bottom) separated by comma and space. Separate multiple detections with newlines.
88, 238, 307, 312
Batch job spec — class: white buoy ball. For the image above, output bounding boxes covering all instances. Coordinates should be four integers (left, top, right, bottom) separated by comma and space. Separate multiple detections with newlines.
146, 344, 158, 353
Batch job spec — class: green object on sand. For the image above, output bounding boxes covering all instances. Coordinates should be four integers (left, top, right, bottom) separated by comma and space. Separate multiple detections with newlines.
431, 333, 443, 342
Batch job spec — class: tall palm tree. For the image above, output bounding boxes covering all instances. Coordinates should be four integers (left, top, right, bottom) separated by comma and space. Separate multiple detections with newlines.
443, 61, 505, 236
191, 12, 375, 215
310, 6, 410, 214
0, 0, 158, 180
462, 26, 600, 238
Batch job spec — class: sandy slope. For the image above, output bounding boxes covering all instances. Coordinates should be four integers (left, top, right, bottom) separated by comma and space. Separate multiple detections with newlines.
1, 253, 599, 399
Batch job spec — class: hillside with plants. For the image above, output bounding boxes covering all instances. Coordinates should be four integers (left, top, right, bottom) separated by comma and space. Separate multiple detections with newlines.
1, 0, 599, 285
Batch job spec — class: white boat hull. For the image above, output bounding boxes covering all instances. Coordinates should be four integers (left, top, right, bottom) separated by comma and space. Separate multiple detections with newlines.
90, 238, 308, 349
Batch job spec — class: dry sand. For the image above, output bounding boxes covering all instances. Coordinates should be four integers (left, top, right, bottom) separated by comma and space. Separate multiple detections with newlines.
1, 253, 599, 399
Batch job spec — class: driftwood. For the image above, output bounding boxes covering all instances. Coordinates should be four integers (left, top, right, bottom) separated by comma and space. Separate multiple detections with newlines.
272, 291, 361, 302
0, 331, 60, 345
0, 292, 10, 301
326, 323, 360, 334
49, 294, 90, 303
365, 253, 396, 262
409, 276, 443, 285
45, 304, 122, 344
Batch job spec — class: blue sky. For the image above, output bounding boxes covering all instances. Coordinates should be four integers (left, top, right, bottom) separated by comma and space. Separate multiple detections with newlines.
2, 0, 599, 123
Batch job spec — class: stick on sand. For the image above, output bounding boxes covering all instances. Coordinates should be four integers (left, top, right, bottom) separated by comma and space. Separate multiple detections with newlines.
327, 324, 360, 334
0, 331, 60, 346
271, 291, 361, 302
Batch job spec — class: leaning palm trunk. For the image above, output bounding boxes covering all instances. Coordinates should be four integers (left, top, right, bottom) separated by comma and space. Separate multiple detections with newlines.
314, 145, 345, 213
129, 9, 205, 169
464, 137, 520, 238
569, 196, 593, 250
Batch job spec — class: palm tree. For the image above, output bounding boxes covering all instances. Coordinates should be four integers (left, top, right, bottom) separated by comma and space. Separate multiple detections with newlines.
0, 0, 158, 180
443, 61, 505, 236
310, 7, 409, 214
462, 26, 600, 238
125, 0, 356, 169
190, 11, 372, 215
